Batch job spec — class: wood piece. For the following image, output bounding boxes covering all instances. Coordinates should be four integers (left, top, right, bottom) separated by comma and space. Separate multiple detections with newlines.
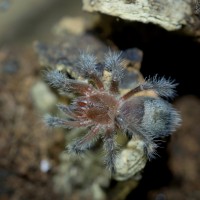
83, 0, 200, 36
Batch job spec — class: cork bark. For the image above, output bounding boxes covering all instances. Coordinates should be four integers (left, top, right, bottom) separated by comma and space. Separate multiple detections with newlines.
83, 0, 200, 36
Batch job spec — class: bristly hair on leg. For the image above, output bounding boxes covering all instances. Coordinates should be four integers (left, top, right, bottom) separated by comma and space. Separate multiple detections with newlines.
43, 114, 91, 129
127, 126, 159, 160
143, 138, 159, 160
78, 51, 98, 76
104, 49, 125, 82
43, 70, 93, 95
78, 51, 104, 90
44, 114, 67, 128
67, 126, 100, 155
44, 69, 68, 89
103, 131, 119, 173
104, 49, 125, 93
57, 104, 77, 119
142, 75, 178, 99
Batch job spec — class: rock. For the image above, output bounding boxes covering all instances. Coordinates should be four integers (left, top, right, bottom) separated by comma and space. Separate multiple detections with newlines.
31, 80, 57, 113
82, 0, 200, 36
53, 16, 100, 36
53, 17, 86, 36
114, 137, 147, 181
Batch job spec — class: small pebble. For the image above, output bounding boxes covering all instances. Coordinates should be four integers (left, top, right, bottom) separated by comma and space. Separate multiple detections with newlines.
31, 80, 57, 113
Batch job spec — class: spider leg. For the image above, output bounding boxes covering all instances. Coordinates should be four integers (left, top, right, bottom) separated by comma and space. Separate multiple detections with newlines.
109, 79, 120, 94
104, 50, 124, 94
103, 128, 119, 173
121, 75, 178, 100
44, 70, 94, 95
57, 104, 79, 119
68, 125, 100, 154
44, 115, 92, 129
89, 74, 104, 90
121, 84, 145, 100
126, 126, 158, 160
139, 134, 158, 160
78, 52, 104, 90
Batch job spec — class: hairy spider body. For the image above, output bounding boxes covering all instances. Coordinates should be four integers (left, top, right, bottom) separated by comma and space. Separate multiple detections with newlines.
74, 92, 118, 125
44, 50, 181, 172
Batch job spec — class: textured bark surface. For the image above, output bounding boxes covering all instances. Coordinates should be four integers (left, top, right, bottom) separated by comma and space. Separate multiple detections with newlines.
83, 0, 200, 36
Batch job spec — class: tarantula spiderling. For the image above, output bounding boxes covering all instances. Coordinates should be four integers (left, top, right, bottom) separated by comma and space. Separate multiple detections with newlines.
44, 50, 181, 172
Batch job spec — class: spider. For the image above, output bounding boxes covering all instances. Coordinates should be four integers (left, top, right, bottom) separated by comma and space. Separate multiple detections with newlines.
44, 50, 181, 172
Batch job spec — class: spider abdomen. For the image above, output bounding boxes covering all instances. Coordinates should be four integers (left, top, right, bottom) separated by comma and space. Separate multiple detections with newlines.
117, 96, 180, 140
141, 97, 180, 137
